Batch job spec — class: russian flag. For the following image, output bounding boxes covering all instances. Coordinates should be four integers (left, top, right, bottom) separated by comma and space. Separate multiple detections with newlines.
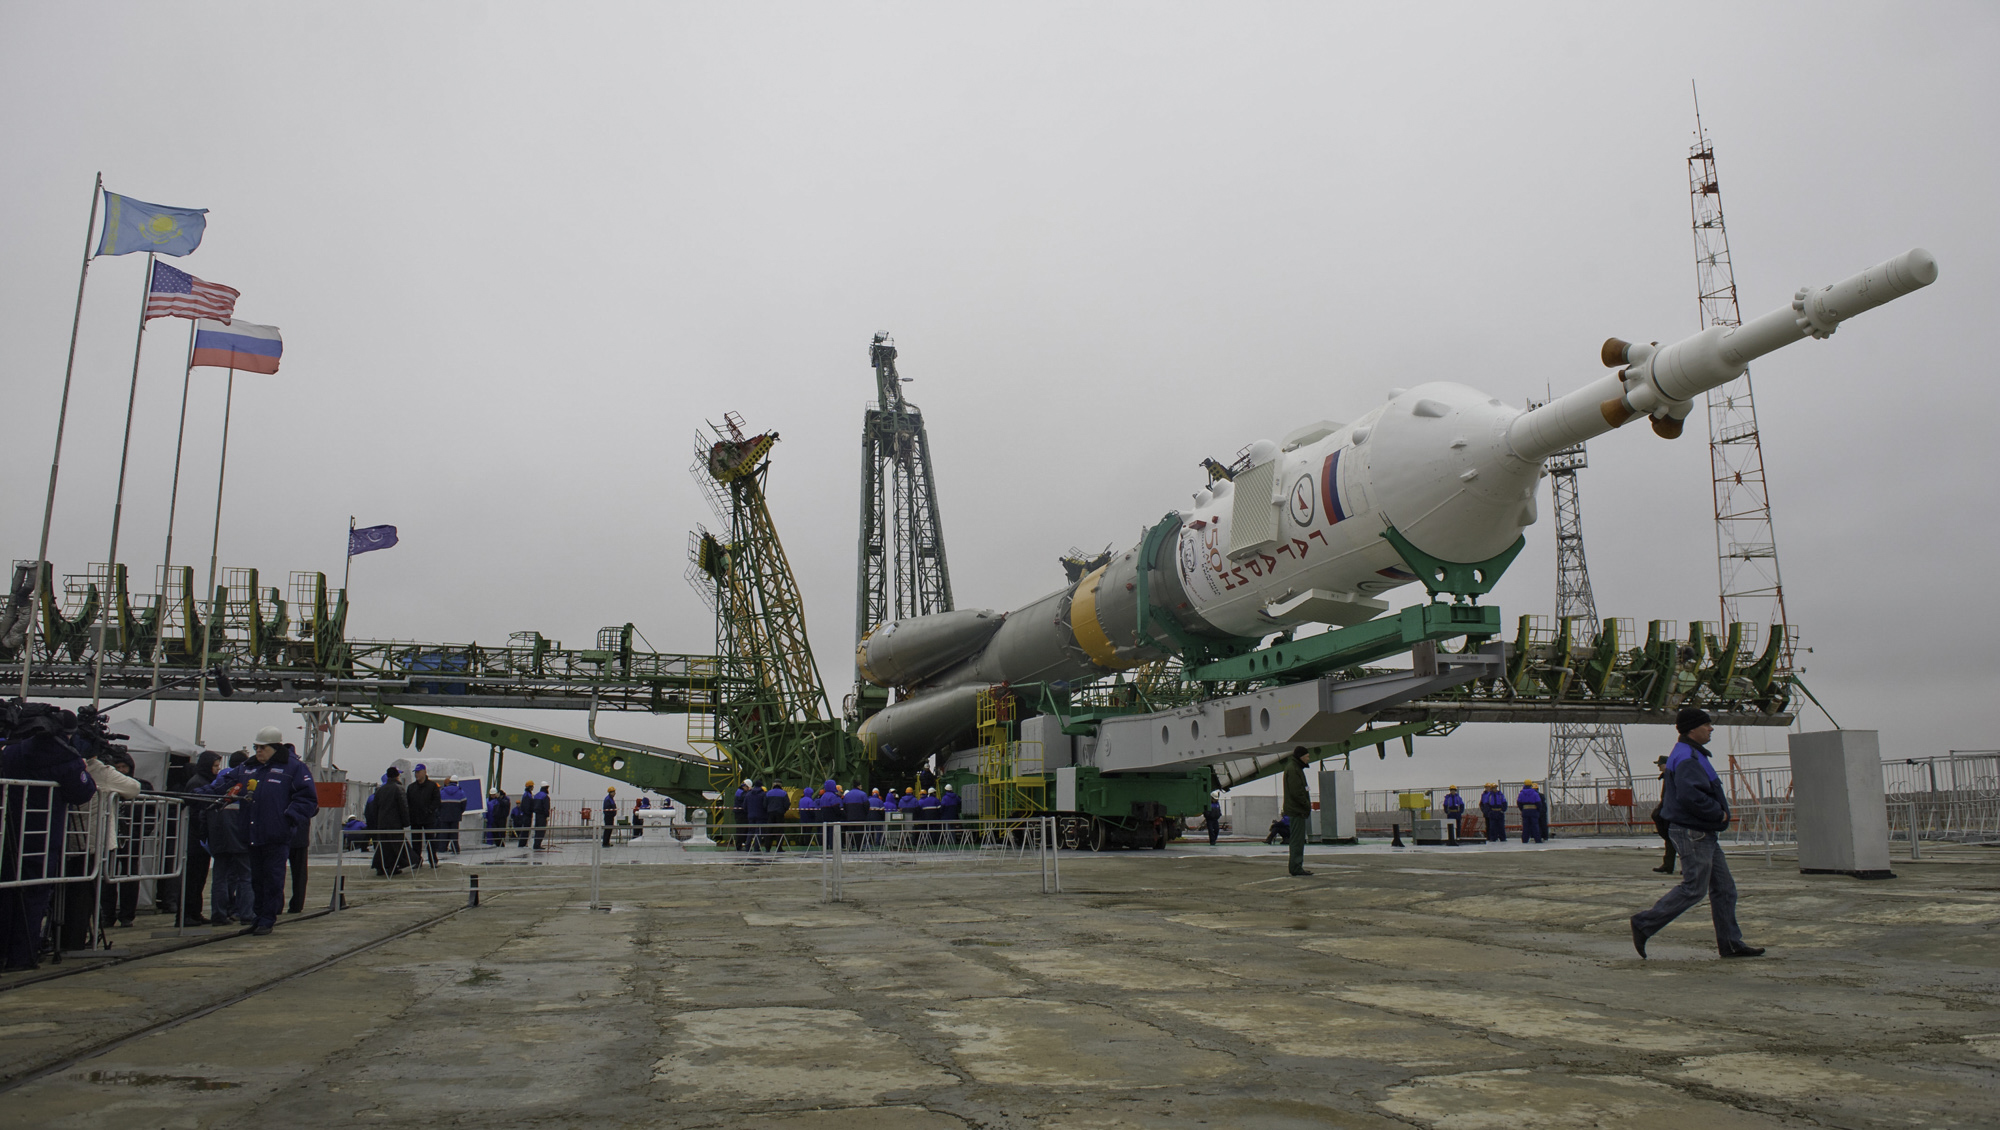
191, 318, 283, 374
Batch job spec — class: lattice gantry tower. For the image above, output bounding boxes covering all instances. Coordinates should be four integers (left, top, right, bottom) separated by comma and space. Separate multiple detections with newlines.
1690, 91, 1795, 670
688, 413, 850, 789
853, 334, 954, 716
1543, 435, 1633, 803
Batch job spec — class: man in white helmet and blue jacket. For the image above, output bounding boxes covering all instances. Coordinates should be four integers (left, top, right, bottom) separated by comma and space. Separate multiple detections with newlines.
198, 726, 318, 936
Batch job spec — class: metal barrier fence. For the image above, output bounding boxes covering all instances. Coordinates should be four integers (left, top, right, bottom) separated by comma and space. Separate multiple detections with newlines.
103, 796, 187, 885
317, 818, 1063, 908
1724, 801, 1796, 847
2, 780, 188, 892
1, 778, 99, 890
822, 818, 1060, 902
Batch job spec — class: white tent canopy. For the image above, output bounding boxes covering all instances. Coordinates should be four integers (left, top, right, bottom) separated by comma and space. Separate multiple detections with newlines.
111, 717, 209, 791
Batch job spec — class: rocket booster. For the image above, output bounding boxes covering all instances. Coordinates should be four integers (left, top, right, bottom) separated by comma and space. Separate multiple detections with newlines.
857, 250, 1938, 763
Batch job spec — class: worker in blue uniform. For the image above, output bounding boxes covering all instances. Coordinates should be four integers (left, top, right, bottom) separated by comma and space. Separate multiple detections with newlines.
868, 788, 886, 845
733, 780, 755, 850
532, 785, 551, 850
798, 787, 818, 846
840, 784, 869, 848
198, 727, 319, 936
1204, 796, 1223, 845
762, 783, 791, 851
1630, 709, 1765, 959
483, 790, 507, 847
511, 783, 534, 847
601, 788, 617, 847
939, 784, 962, 844
916, 787, 942, 846
1441, 787, 1466, 843
1478, 783, 1507, 842
1517, 780, 1546, 843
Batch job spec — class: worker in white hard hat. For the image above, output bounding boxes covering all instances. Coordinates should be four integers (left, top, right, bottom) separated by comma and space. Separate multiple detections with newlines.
484, 787, 507, 846
192, 724, 317, 935
939, 783, 962, 843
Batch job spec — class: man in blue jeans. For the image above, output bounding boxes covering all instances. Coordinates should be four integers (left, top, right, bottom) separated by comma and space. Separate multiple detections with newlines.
1631, 709, 1766, 959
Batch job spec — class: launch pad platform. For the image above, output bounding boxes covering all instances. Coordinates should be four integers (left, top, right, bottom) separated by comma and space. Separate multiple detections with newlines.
4, 841, 1995, 1129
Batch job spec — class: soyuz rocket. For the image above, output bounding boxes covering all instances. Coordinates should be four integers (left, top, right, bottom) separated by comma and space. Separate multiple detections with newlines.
855, 249, 1939, 765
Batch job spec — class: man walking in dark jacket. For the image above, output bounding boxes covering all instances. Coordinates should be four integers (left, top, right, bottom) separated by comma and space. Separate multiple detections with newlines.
198, 727, 319, 935
1630, 709, 1765, 959
1281, 747, 1313, 877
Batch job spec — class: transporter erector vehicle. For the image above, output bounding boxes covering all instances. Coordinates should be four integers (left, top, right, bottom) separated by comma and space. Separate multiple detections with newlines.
854, 249, 1938, 848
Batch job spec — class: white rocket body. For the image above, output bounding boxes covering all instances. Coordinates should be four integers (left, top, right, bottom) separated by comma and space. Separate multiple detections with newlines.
856, 250, 1938, 763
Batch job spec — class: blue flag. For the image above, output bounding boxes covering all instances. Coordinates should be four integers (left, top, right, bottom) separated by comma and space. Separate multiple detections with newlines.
348, 524, 399, 556
96, 191, 207, 257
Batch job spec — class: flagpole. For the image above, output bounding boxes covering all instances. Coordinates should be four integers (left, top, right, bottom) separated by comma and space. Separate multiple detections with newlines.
149, 321, 198, 724
193, 367, 235, 745
20, 172, 102, 700
89, 252, 157, 707
326, 516, 357, 762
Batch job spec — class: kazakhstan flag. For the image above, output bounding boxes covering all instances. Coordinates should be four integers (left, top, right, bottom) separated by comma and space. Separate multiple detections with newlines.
96, 191, 207, 257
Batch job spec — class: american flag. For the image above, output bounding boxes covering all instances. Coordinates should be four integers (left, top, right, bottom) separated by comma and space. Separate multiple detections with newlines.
145, 261, 239, 322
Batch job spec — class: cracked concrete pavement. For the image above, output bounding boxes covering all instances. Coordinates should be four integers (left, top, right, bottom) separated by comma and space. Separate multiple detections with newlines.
2, 840, 1996, 1128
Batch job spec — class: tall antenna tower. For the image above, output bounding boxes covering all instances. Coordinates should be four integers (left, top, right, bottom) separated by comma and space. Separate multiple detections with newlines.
1689, 88, 1795, 670
1543, 434, 1633, 806
852, 333, 953, 721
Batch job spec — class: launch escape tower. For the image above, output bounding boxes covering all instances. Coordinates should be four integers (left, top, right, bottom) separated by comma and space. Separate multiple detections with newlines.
1689, 96, 1795, 674
689, 413, 853, 790
1542, 435, 1634, 806
852, 334, 954, 723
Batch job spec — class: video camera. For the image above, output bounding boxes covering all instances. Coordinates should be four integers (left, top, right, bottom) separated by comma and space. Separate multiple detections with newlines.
0, 700, 128, 762
2, 665, 234, 762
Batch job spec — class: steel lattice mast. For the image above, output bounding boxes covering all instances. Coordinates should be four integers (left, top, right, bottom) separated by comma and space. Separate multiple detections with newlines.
853, 333, 953, 718
1689, 90, 1794, 670
689, 413, 851, 789
1543, 436, 1633, 807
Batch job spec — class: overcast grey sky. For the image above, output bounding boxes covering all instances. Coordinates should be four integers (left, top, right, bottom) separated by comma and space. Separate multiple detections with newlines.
3, 3, 1993, 798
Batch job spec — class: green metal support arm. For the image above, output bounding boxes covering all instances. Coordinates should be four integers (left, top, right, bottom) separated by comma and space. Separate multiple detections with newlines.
380, 704, 718, 807
1193, 602, 1502, 683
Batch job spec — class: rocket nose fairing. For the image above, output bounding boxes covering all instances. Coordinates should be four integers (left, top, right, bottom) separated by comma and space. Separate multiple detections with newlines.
857, 250, 1939, 766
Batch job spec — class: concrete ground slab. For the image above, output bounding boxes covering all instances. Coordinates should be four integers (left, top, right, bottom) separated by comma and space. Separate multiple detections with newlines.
3, 841, 1997, 1128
